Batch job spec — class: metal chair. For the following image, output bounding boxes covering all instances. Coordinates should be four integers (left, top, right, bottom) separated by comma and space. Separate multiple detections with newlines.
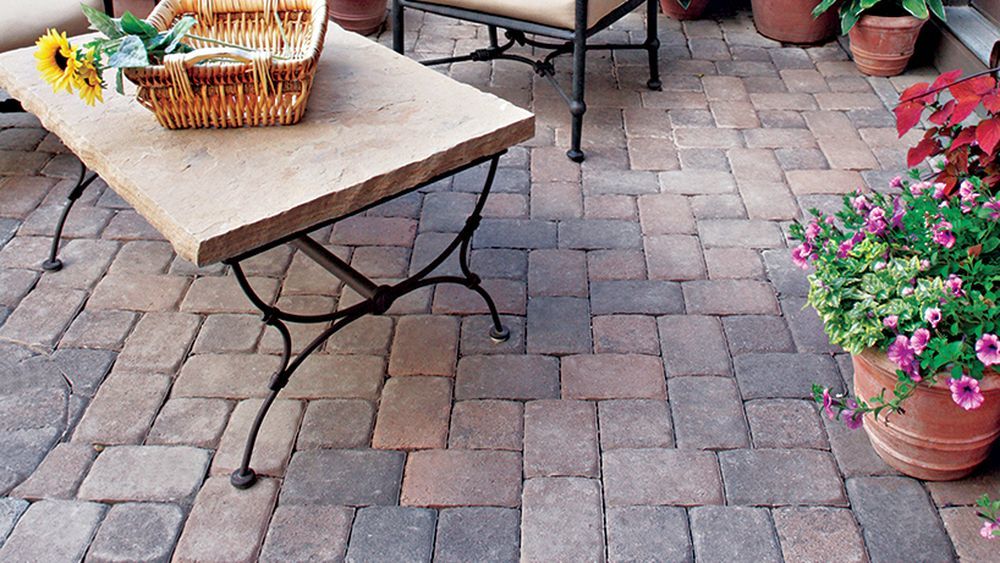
391, 0, 661, 162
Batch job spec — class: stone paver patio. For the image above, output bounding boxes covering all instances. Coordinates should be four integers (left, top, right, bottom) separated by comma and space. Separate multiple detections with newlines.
0, 7, 998, 562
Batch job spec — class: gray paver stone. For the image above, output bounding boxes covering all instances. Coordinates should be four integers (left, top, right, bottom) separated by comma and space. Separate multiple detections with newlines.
0, 498, 28, 548
281, 449, 404, 506
690, 506, 782, 563
526, 297, 592, 355
524, 400, 598, 477
297, 399, 375, 450
521, 477, 606, 562
0, 499, 105, 561
658, 315, 731, 376
88, 502, 185, 563
260, 505, 354, 562
590, 280, 684, 315
73, 370, 171, 445
603, 448, 723, 506
346, 507, 436, 563
847, 476, 954, 562
78, 445, 211, 503
434, 507, 519, 563
672, 376, 749, 450
173, 476, 278, 563
606, 506, 692, 562
735, 353, 844, 399
11, 442, 96, 500
456, 355, 560, 401
773, 507, 867, 563
720, 449, 847, 506
147, 398, 233, 448
213, 398, 303, 477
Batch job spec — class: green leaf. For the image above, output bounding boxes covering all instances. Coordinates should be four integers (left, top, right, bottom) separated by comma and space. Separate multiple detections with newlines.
120, 11, 158, 39
926, 0, 946, 20
81, 3, 123, 38
840, 0, 864, 34
902, 0, 930, 19
115, 68, 125, 95
812, 0, 838, 18
675, 0, 692, 8
163, 16, 197, 54
107, 35, 149, 68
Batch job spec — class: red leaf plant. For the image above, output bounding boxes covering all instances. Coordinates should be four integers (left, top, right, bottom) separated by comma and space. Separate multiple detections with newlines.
895, 67, 1000, 194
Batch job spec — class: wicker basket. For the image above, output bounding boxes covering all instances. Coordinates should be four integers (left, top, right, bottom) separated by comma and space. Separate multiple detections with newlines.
126, 0, 327, 129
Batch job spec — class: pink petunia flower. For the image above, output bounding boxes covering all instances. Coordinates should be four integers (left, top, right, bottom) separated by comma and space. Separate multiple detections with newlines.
981, 520, 999, 540
976, 334, 1000, 367
910, 181, 930, 196
911, 329, 930, 355
932, 183, 947, 199
837, 240, 855, 259
932, 220, 956, 249
841, 399, 863, 430
949, 375, 985, 411
946, 274, 966, 298
852, 194, 871, 213
822, 388, 836, 420
891, 197, 907, 230
985, 199, 1000, 221
865, 207, 888, 236
959, 180, 978, 202
924, 308, 942, 328
804, 222, 821, 243
883, 316, 898, 330
791, 244, 813, 270
890, 176, 903, 189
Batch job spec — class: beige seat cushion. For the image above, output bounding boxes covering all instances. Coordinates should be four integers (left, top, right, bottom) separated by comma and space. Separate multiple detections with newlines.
0, 0, 103, 52
419, 0, 631, 30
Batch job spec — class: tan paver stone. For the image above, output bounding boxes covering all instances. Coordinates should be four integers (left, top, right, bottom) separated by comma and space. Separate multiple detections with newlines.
173, 476, 278, 563
524, 400, 599, 477
180, 275, 278, 314
940, 507, 1000, 562
737, 181, 800, 221
72, 371, 171, 445
815, 92, 882, 110
258, 295, 336, 355
116, 312, 200, 373
817, 136, 879, 170
674, 127, 744, 149
744, 128, 817, 149
11, 442, 97, 500
283, 354, 385, 400
626, 138, 680, 171
0, 286, 86, 347
296, 399, 375, 449
373, 376, 452, 451
704, 247, 764, 279
173, 354, 282, 399
786, 169, 865, 195
449, 400, 524, 451
0, 500, 105, 562
520, 477, 606, 562
587, 249, 647, 281
401, 450, 522, 508
32, 239, 118, 289
592, 315, 660, 355
603, 448, 723, 506
562, 354, 666, 400
192, 313, 262, 354
711, 101, 760, 129
637, 194, 696, 235
108, 240, 174, 274
213, 398, 303, 477
324, 315, 393, 355
683, 280, 780, 315
659, 170, 737, 195
644, 234, 707, 281
749, 92, 818, 111
0, 176, 56, 218
702, 76, 749, 101
61, 309, 138, 350
147, 398, 234, 448
773, 507, 866, 563
598, 399, 674, 449
388, 315, 461, 377
78, 445, 210, 502
88, 273, 190, 312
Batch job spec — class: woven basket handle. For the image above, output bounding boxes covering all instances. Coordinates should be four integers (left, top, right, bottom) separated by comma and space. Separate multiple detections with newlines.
163, 48, 273, 99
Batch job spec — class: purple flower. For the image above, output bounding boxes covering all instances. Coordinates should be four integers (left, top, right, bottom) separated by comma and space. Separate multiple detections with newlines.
890, 175, 903, 189
865, 207, 888, 236
852, 194, 871, 213
911, 328, 930, 355
887, 335, 917, 376
804, 221, 821, 243
822, 388, 836, 420
949, 375, 985, 411
791, 244, 814, 270
841, 399, 863, 430
946, 274, 966, 298
910, 181, 929, 196
883, 315, 898, 330
986, 199, 1000, 221
933, 183, 947, 199
837, 240, 855, 259
976, 333, 1000, 367
959, 180, 978, 203
932, 220, 956, 249
891, 197, 907, 229
924, 307, 942, 328
981, 520, 999, 540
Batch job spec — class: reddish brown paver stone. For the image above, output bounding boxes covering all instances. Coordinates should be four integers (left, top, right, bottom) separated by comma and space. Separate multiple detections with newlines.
773, 507, 867, 563
401, 450, 522, 508
561, 354, 666, 400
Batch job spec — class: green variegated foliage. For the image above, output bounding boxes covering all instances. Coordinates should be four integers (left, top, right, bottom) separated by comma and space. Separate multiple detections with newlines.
812, 0, 946, 34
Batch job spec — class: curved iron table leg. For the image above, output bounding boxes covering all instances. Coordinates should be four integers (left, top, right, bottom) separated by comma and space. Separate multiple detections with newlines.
43, 162, 100, 272
226, 154, 508, 488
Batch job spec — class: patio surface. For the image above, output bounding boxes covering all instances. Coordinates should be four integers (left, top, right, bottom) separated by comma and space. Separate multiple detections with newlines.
0, 7, 998, 562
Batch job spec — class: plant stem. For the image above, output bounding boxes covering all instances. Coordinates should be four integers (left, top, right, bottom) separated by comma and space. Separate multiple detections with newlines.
185, 33, 290, 60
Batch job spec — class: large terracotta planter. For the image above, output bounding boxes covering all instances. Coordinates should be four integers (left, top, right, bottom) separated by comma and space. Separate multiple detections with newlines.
750, 0, 838, 44
660, 0, 710, 21
329, 0, 387, 35
847, 14, 926, 76
853, 349, 1000, 481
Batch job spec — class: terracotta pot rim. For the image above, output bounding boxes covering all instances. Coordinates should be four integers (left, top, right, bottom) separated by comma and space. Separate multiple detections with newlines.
857, 348, 1000, 392
866, 430, 986, 473
855, 13, 927, 29
863, 410, 1000, 446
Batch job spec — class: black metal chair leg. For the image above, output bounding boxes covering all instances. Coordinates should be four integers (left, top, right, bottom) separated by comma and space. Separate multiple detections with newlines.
645, 0, 662, 91
392, 0, 405, 53
43, 164, 98, 272
230, 389, 279, 489
567, 33, 588, 161
488, 25, 499, 49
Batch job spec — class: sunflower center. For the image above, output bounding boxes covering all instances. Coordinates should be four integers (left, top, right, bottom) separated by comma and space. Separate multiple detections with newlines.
55, 50, 68, 71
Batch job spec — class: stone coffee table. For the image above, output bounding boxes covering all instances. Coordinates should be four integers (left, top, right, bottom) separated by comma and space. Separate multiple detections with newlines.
0, 25, 534, 489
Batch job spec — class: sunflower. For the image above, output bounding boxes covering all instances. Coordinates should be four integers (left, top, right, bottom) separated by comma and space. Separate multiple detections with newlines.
35, 29, 80, 94
76, 49, 104, 106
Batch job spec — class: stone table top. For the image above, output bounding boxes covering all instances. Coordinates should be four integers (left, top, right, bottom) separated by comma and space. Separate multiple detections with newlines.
0, 26, 534, 265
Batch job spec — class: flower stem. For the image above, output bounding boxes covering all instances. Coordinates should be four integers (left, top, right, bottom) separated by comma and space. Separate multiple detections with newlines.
185, 34, 290, 60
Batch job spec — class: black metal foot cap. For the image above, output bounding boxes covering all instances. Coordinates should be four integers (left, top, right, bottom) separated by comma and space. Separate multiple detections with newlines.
42, 259, 63, 272
647, 78, 663, 91
230, 468, 257, 489
489, 325, 511, 343
566, 149, 585, 163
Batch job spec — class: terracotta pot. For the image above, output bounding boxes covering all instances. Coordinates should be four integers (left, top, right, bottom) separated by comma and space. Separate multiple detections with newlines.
853, 349, 1000, 481
750, 0, 838, 44
329, 0, 387, 35
660, 0, 710, 21
847, 14, 926, 76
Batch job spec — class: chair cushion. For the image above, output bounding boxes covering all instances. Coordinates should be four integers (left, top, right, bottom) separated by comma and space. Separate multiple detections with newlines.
0, 0, 105, 53
418, 0, 631, 30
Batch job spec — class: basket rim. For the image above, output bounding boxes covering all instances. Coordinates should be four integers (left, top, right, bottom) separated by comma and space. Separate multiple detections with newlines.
130, 0, 328, 78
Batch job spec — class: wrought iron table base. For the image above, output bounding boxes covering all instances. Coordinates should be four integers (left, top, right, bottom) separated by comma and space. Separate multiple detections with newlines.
40, 149, 510, 490
224, 154, 509, 489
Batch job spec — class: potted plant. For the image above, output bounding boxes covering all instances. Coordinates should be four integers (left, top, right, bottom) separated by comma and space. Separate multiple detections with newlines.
752, 0, 838, 44
813, 0, 946, 76
329, 0, 387, 35
661, 0, 710, 21
793, 68, 1000, 481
